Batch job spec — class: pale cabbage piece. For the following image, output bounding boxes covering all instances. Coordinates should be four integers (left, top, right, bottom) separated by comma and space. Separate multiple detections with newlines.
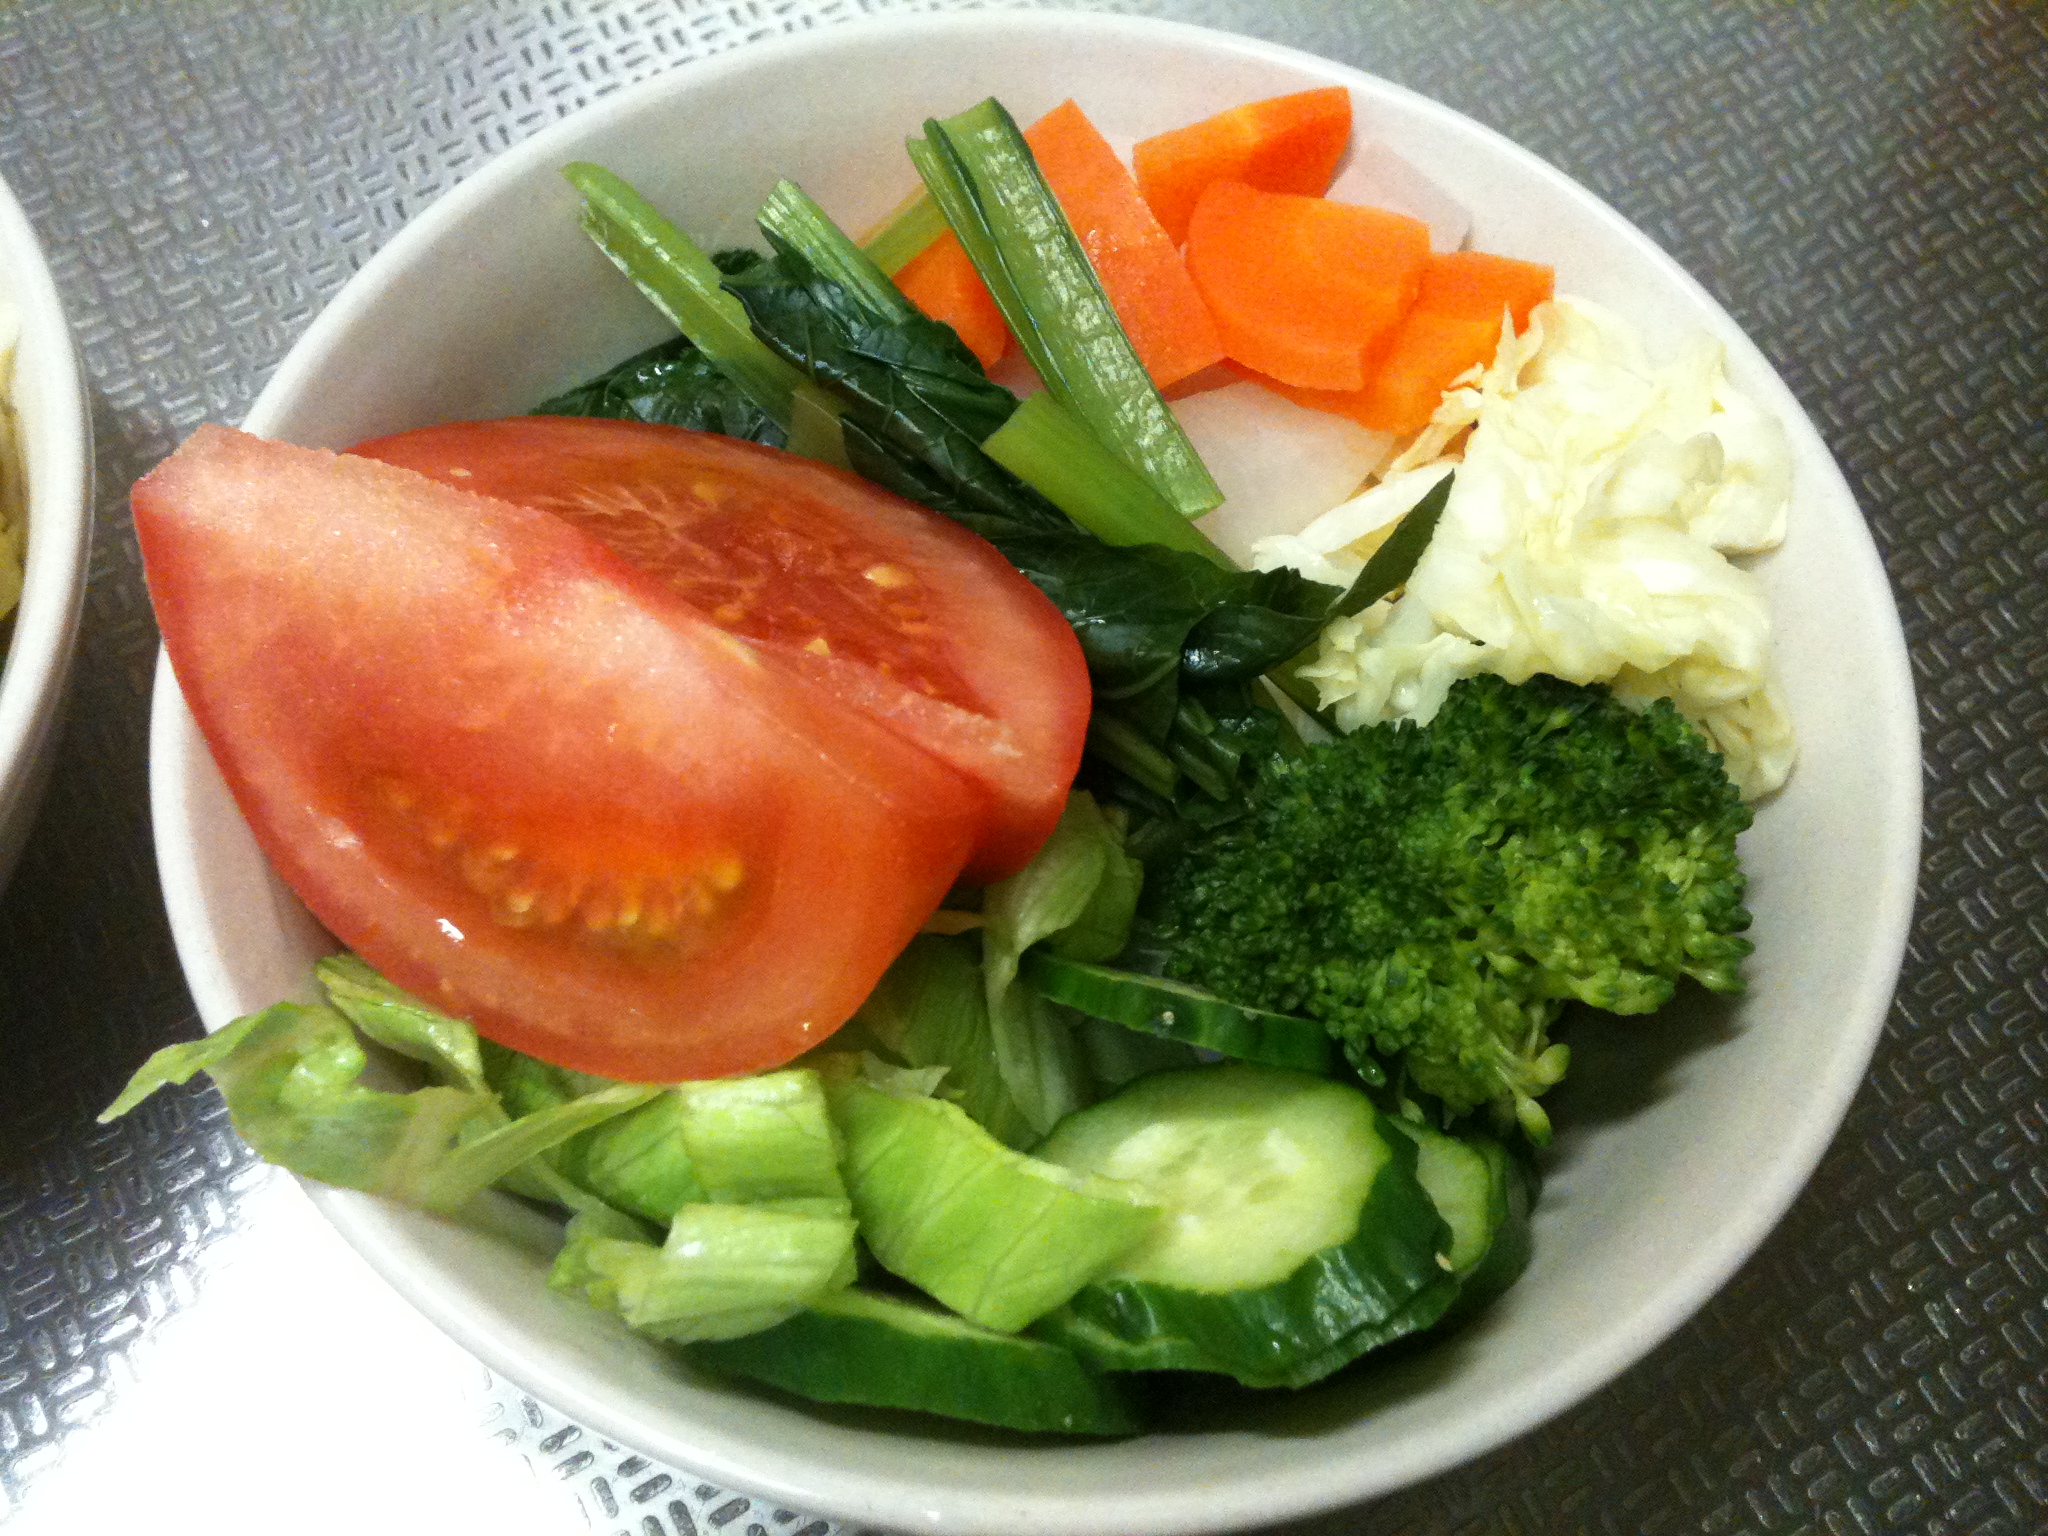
1271, 296, 1796, 800
1249, 461, 1454, 589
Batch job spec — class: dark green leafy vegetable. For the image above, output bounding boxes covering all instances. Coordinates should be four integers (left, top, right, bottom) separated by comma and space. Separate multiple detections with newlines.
534, 335, 788, 447
562, 163, 848, 463
1145, 674, 1755, 1141
555, 159, 1451, 835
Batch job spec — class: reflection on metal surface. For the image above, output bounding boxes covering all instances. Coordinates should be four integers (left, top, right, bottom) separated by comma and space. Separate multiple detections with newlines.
484, 1376, 851, 1536
2, 1173, 588, 1534
0, 0, 2040, 1532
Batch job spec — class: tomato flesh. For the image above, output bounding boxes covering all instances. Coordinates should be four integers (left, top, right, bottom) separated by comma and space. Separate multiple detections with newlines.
350, 418, 1089, 880
137, 425, 984, 1081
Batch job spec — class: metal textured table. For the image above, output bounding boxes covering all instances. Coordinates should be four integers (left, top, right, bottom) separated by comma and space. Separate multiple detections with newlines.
0, 2, 2042, 1532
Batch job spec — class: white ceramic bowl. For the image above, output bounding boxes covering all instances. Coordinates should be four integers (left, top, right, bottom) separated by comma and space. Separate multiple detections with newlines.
0, 173, 91, 887
148, 13, 1920, 1533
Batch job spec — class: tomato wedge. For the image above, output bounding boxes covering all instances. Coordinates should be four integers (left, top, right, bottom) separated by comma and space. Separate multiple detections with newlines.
137, 425, 986, 1081
350, 418, 1089, 881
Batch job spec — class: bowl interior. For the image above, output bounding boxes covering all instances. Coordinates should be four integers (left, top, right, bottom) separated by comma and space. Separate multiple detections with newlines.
149, 13, 1920, 1535
0, 175, 91, 886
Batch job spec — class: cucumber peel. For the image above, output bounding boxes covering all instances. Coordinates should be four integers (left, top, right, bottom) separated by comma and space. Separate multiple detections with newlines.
1021, 952, 1336, 1074
692, 1287, 1139, 1436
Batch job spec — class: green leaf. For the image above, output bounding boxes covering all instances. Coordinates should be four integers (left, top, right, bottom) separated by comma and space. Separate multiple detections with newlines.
854, 934, 1037, 1149
103, 1002, 497, 1200
533, 334, 788, 447
563, 163, 847, 466
979, 793, 1140, 1135
413, 1082, 659, 1214
550, 1204, 857, 1343
314, 952, 487, 1093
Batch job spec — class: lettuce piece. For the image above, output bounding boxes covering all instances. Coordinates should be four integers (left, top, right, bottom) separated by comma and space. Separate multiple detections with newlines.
854, 935, 1036, 1148
413, 1082, 659, 1214
575, 1093, 709, 1225
550, 1203, 857, 1343
314, 952, 488, 1092
978, 793, 1143, 1136
100, 1002, 493, 1201
669, 1070, 848, 1213
101, 996, 655, 1215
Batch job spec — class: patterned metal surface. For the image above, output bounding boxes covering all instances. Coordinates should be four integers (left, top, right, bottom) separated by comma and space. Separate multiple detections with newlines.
0, 1, 2040, 1532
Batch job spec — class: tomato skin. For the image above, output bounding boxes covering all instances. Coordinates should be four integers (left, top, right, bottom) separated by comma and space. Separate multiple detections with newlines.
349, 418, 1090, 881
136, 425, 983, 1081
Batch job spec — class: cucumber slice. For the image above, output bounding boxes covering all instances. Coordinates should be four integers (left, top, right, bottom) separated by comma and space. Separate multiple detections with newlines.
1388, 1118, 1496, 1275
1020, 952, 1336, 1073
1033, 1064, 1457, 1388
825, 1076, 1159, 1332
1385, 1118, 1533, 1321
692, 1287, 1140, 1436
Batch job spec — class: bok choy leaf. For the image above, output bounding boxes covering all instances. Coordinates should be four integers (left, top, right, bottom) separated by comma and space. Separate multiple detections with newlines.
911, 100, 1223, 520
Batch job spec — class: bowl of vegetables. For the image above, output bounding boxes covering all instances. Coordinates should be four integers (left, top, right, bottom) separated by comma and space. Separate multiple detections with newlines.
132, 10, 1919, 1534
0, 171, 91, 888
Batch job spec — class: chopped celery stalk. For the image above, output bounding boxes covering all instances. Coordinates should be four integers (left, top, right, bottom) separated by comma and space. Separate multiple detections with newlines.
983, 393, 1230, 564
758, 180, 919, 325
861, 189, 950, 275
562, 163, 848, 467
913, 100, 1223, 520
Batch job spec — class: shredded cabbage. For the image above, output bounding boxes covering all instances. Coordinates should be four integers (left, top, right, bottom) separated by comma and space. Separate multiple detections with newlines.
1253, 297, 1795, 799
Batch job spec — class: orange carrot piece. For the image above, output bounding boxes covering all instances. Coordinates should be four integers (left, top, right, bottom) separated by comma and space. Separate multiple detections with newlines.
1414, 249, 1554, 329
894, 231, 1010, 369
1023, 99, 1223, 390
1184, 181, 1429, 392
1228, 250, 1556, 434
1134, 86, 1354, 246
1351, 308, 1506, 433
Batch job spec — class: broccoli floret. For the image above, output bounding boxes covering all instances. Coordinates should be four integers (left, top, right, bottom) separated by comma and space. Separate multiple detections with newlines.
1146, 674, 1754, 1141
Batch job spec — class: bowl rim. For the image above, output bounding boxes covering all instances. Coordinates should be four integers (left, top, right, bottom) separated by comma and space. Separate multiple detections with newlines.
0, 169, 92, 870
148, 9, 1922, 1532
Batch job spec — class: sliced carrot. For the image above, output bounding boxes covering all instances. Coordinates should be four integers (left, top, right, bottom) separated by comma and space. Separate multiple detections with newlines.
1228, 250, 1555, 434
1352, 308, 1507, 433
1134, 86, 1354, 246
1413, 249, 1554, 329
1023, 99, 1223, 390
894, 231, 1010, 369
1184, 181, 1429, 391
